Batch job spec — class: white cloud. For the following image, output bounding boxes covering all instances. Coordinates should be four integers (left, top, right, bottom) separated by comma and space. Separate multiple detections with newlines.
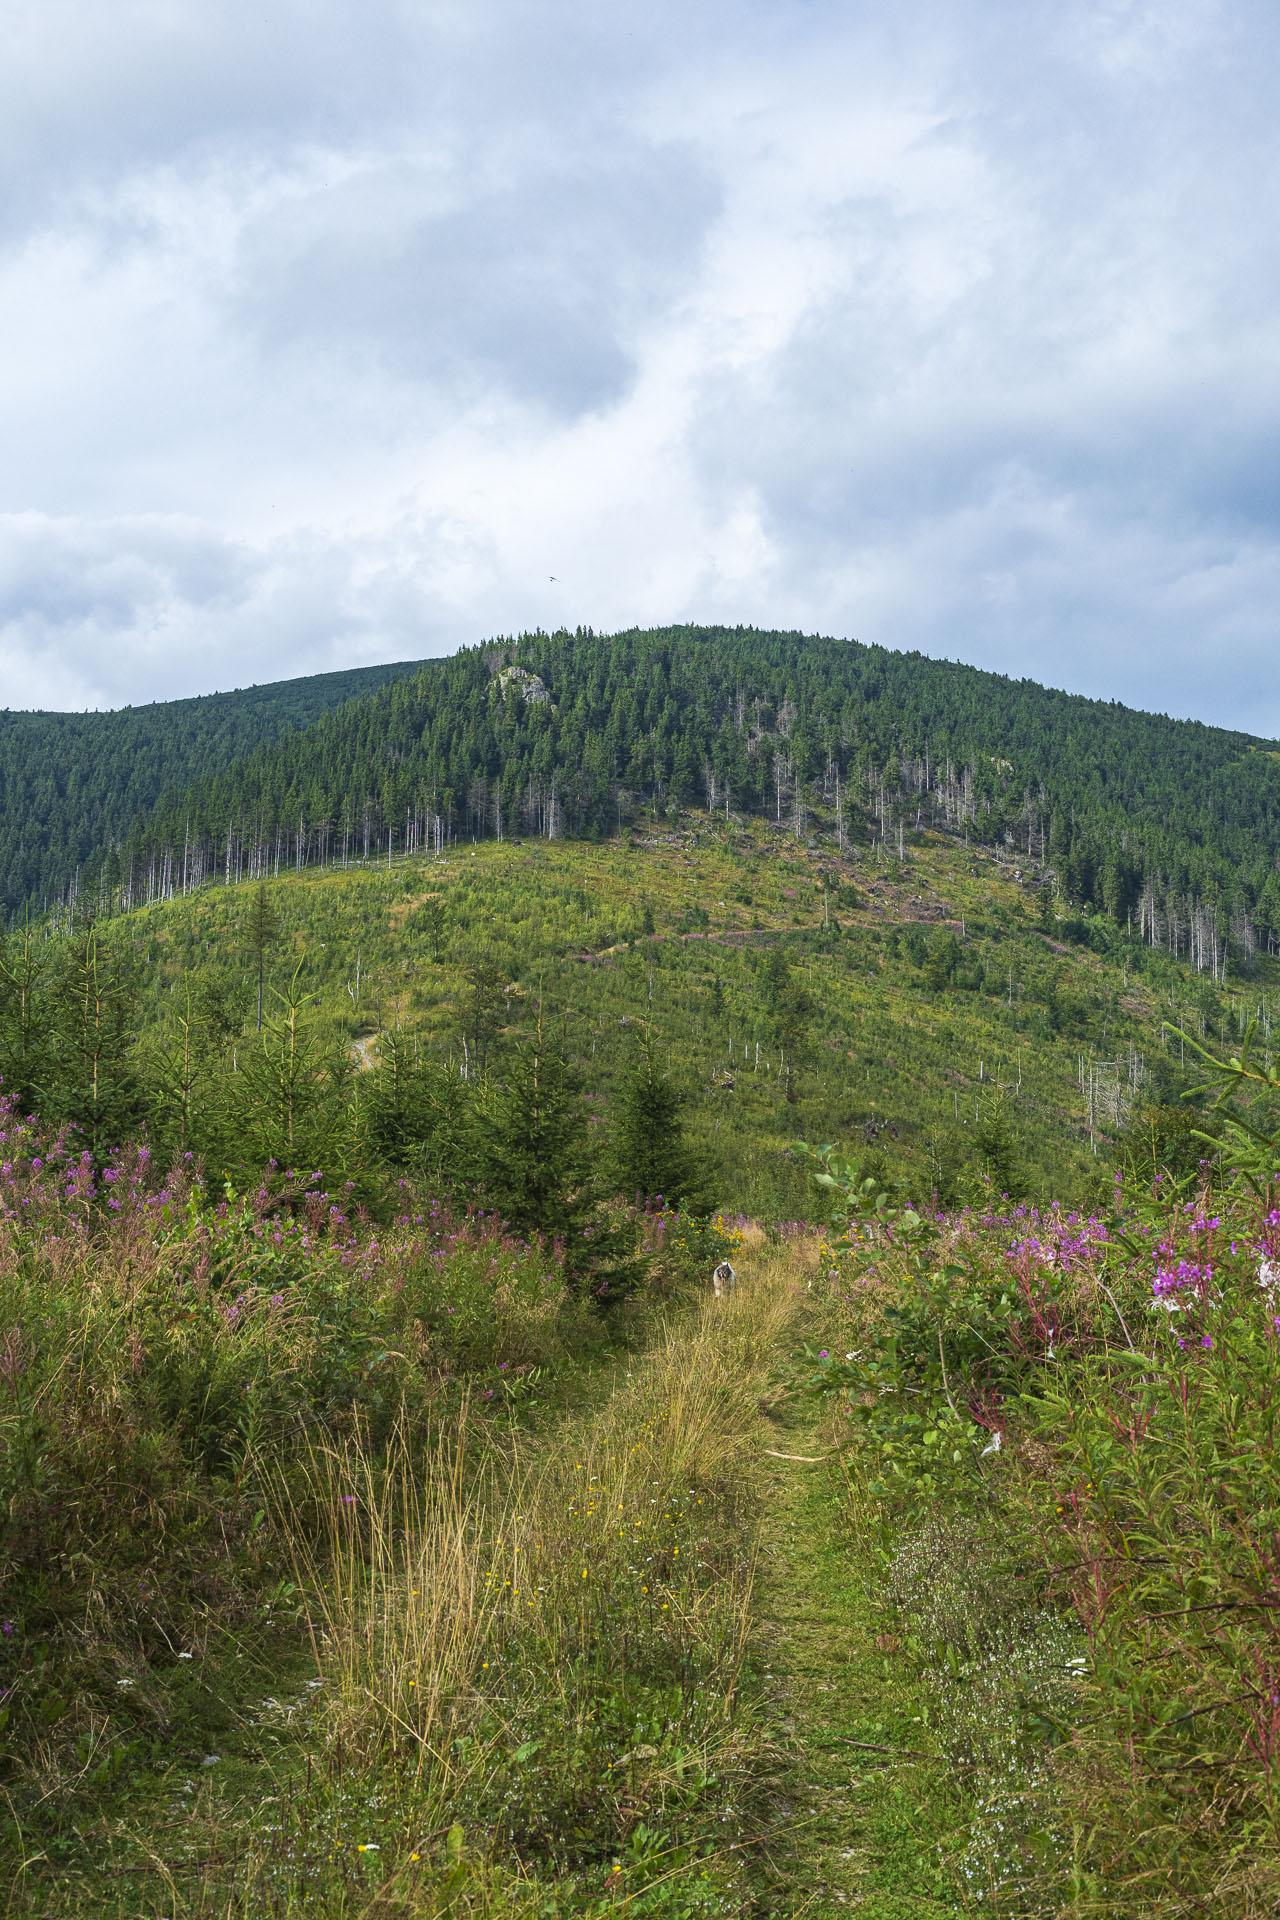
0, 0, 1278, 728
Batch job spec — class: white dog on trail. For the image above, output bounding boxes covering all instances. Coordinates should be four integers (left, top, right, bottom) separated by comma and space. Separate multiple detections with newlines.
711, 1259, 737, 1298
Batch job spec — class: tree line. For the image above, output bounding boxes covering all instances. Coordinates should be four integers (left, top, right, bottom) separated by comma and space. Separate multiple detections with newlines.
34, 626, 1280, 977
0, 659, 424, 918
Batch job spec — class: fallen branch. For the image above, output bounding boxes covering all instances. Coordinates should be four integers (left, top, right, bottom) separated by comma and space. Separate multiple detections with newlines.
834, 1738, 931, 1757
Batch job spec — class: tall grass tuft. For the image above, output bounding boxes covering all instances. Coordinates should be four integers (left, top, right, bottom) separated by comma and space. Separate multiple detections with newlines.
267, 1254, 803, 1911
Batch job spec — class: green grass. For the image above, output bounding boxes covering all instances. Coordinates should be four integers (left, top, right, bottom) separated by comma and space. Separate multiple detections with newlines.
105, 815, 1275, 1216
2, 1197, 994, 1920
0, 1195, 811, 1917
753, 1402, 970, 1917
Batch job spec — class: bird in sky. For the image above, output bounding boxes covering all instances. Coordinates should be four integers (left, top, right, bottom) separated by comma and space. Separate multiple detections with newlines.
549, 575, 558, 582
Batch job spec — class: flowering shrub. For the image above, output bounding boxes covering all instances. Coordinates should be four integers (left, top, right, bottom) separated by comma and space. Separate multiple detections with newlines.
394, 1211, 592, 1371
802, 1021, 1280, 1920
631, 1201, 744, 1298
806, 1202, 1115, 1505
805, 1089, 1280, 1913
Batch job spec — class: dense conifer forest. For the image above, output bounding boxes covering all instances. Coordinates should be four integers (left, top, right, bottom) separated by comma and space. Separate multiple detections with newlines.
0, 657, 425, 916
34, 625, 1280, 977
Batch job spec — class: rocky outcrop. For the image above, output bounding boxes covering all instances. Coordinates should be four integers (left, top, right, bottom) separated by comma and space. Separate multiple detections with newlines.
493, 665, 552, 706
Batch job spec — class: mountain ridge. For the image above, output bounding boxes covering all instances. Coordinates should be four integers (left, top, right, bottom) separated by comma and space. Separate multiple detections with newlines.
66, 624, 1280, 977
8, 625, 1280, 980
0, 656, 430, 914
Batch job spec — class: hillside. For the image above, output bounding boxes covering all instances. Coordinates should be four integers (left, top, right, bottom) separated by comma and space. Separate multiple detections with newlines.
0, 657, 427, 916
5, 825, 1278, 1916
17, 815, 1267, 1217
48, 624, 1280, 980
7, 671, 1280, 1916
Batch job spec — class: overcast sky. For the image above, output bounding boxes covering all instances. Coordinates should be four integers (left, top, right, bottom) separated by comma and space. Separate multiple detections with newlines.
1, 0, 1277, 730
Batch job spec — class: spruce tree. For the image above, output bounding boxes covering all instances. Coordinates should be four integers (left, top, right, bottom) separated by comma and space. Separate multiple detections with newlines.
367, 1034, 476, 1184
482, 1016, 637, 1288
0, 925, 53, 1115
47, 928, 147, 1154
482, 1018, 592, 1241
609, 1039, 709, 1211
228, 965, 346, 1178
246, 882, 281, 1031
461, 962, 509, 1078
968, 1094, 1026, 1201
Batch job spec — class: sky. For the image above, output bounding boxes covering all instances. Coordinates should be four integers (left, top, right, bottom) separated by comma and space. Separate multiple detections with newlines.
2, 0, 1278, 731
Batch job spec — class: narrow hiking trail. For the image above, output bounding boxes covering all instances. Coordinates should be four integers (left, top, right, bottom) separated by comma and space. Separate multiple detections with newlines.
754, 1306, 966, 1919
22, 1244, 974, 1920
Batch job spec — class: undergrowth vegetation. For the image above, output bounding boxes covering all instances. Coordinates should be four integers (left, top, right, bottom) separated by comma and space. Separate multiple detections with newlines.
10, 817, 1265, 1225
804, 1034, 1280, 1916
0, 1110, 808, 1917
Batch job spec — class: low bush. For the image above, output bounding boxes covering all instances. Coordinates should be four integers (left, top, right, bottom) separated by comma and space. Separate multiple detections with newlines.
805, 1079, 1280, 1915
632, 1204, 744, 1301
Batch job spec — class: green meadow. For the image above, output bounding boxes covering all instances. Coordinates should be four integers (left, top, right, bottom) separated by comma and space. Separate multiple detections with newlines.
113, 816, 1260, 1217
3, 814, 1279, 1917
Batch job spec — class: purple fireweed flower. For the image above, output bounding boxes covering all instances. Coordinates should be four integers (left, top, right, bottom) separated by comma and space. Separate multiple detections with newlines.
1153, 1260, 1211, 1300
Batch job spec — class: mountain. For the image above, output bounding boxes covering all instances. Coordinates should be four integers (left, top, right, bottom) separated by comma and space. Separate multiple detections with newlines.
84, 628, 1280, 969
0, 658, 429, 916
13, 624, 1280, 976
2, 633, 1267, 1208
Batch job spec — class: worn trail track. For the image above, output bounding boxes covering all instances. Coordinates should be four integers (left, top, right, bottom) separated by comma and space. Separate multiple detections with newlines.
753, 1336, 964, 1917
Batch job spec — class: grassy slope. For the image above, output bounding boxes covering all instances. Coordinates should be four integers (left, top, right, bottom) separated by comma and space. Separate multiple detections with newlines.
15, 1241, 810, 1918
120, 817, 1276, 1212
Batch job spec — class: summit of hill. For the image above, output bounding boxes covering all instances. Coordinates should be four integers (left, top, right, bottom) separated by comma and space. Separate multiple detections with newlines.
20, 623, 1280, 974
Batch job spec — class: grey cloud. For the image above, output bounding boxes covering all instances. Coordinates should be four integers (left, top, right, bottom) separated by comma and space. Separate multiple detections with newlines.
1, 0, 1280, 731
0, 513, 462, 709
0, 1, 681, 243
670, 2, 1280, 725
233, 146, 719, 414
0, 514, 253, 632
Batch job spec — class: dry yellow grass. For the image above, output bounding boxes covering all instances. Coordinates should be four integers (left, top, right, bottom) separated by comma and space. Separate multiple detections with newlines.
273, 1248, 808, 1913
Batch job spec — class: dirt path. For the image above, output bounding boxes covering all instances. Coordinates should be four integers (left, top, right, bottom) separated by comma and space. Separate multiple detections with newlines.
350, 1032, 379, 1070
755, 1396, 966, 1917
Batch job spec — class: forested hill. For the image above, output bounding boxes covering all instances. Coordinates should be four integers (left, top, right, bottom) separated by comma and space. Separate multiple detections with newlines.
0, 658, 427, 915
48, 624, 1280, 967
